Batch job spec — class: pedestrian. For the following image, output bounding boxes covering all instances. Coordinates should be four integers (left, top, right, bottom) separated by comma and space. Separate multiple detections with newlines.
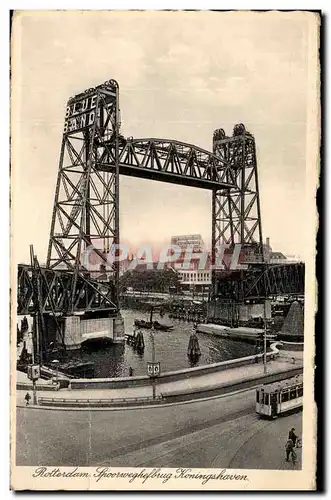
129, 367, 133, 377
285, 438, 295, 462
24, 392, 31, 406
288, 428, 298, 447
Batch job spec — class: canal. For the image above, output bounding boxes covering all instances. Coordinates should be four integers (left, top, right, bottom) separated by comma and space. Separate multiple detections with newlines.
17, 309, 257, 378
78, 309, 256, 378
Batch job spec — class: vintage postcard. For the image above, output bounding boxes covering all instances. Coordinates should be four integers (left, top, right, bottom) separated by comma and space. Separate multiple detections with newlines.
10, 10, 320, 491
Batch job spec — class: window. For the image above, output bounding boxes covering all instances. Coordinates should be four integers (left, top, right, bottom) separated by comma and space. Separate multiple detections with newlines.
264, 394, 269, 405
256, 390, 260, 403
290, 388, 297, 400
281, 391, 289, 402
270, 393, 278, 404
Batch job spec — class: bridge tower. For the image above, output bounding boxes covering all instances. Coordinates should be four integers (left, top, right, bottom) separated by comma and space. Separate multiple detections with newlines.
211, 124, 265, 322
46, 79, 124, 342
47, 80, 121, 307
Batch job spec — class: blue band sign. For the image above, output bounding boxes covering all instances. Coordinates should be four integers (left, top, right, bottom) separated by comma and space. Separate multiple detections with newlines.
64, 94, 98, 134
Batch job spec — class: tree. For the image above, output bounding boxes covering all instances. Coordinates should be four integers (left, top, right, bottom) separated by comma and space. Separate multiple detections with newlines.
119, 268, 181, 293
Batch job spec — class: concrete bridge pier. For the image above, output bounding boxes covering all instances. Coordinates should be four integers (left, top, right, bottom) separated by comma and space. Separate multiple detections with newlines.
63, 316, 82, 350
112, 313, 125, 343
61, 313, 125, 349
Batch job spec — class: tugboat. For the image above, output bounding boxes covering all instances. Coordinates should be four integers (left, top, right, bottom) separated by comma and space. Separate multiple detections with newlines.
134, 306, 174, 331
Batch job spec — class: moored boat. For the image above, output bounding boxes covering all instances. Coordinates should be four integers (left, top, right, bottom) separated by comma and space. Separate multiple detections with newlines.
134, 319, 174, 331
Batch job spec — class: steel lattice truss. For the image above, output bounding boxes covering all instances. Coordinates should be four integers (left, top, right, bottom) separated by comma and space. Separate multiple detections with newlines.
114, 138, 234, 190
212, 125, 263, 259
17, 264, 116, 315
46, 80, 240, 314
46, 80, 121, 311
22, 79, 303, 317
214, 263, 305, 301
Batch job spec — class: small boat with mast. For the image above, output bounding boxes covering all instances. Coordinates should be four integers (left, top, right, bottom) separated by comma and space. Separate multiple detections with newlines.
134, 305, 174, 331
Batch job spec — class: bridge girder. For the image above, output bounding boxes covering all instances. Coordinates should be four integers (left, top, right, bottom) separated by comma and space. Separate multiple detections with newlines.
110, 138, 234, 190
17, 264, 116, 316
214, 263, 305, 302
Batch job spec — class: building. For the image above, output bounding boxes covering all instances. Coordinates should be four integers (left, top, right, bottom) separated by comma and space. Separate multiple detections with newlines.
264, 237, 295, 264
172, 235, 293, 293
176, 266, 212, 292
170, 234, 204, 253
170, 234, 211, 292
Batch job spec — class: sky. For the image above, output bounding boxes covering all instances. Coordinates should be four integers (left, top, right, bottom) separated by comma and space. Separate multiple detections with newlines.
12, 10, 317, 263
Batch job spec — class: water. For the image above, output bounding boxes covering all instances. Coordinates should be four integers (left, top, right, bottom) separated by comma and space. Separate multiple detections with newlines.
18, 310, 256, 378
77, 309, 256, 378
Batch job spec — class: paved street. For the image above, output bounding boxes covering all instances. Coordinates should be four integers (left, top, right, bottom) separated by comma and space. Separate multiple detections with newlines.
16, 388, 302, 470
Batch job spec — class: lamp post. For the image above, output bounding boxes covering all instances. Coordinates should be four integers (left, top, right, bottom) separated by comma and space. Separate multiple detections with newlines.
151, 329, 156, 400
147, 327, 160, 400
29, 326, 38, 405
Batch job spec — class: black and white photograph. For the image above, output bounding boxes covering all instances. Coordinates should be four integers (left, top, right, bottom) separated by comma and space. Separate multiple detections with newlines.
11, 9, 319, 491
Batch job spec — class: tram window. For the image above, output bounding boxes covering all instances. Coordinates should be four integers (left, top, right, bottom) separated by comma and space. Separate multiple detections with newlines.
264, 394, 269, 405
256, 391, 260, 403
297, 386, 303, 397
281, 391, 289, 402
290, 388, 297, 399
270, 393, 278, 404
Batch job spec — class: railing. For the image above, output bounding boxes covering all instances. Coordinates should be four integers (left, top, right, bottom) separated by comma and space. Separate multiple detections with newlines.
38, 395, 163, 406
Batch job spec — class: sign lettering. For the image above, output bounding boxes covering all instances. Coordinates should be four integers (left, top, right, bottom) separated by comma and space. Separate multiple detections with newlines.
64, 94, 98, 134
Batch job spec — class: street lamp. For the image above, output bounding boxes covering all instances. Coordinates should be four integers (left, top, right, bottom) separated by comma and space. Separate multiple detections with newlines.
27, 326, 40, 405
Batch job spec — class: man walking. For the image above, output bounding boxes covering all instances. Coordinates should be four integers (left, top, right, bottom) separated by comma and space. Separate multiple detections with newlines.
288, 428, 298, 447
285, 438, 296, 462
24, 392, 31, 406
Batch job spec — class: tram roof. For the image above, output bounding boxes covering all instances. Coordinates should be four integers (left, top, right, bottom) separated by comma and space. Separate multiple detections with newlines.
259, 374, 303, 393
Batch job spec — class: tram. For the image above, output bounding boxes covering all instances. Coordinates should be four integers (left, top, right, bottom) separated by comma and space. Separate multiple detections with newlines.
256, 374, 303, 418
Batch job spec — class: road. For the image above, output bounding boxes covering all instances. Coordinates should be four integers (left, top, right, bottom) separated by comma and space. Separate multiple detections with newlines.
16, 389, 302, 470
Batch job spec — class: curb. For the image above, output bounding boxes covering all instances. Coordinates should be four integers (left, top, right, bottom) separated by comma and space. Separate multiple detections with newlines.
17, 385, 256, 412
16, 366, 303, 412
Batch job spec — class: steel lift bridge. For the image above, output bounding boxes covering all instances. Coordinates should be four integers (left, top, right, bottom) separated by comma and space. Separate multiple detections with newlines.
17, 79, 304, 352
